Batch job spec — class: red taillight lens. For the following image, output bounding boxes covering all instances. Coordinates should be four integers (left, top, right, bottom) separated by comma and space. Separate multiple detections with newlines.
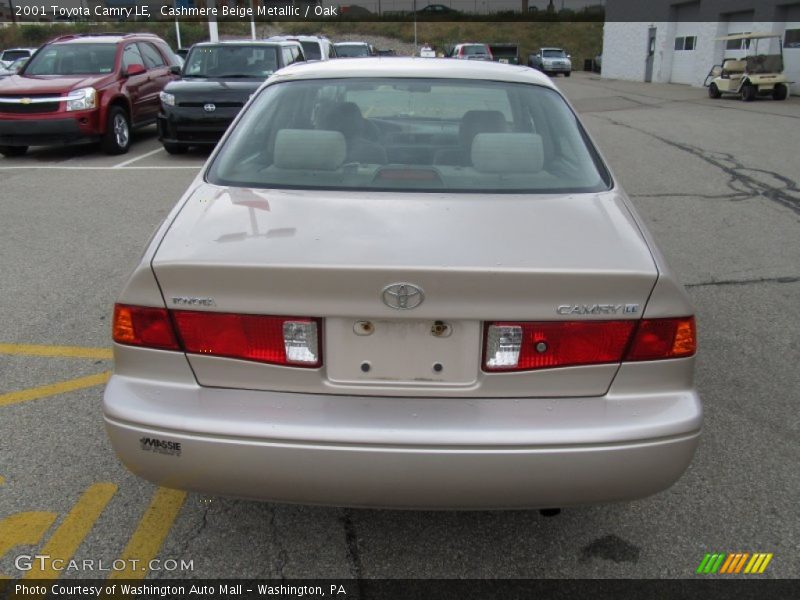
626, 316, 696, 361
483, 317, 697, 372
483, 320, 637, 372
112, 304, 180, 351
172, 311, 321, 368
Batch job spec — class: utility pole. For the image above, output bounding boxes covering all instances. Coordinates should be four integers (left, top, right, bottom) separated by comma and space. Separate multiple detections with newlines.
413, 0, 417, 54
207, 0, 219, 42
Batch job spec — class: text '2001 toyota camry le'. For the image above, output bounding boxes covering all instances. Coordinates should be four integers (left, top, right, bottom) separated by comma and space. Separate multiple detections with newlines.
103, 58, 701, 510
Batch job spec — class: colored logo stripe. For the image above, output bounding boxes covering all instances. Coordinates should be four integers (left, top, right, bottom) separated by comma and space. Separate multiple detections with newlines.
698, 553, 773, 574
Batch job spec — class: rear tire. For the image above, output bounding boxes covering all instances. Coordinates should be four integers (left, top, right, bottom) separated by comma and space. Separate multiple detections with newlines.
741, 84, 756, 102
163, 142, 189, 155
101, 106, 131, 155
773, 83, 788, 100
708, 83, 721, 99
0, 145, 28, 157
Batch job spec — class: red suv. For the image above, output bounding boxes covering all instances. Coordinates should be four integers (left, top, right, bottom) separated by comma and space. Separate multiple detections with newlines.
0, 33, 180, 156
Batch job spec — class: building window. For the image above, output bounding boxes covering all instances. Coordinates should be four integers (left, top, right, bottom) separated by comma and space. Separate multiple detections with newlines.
726, 33, 752, 50
785, 29, 800, 49
674, 36, 697, 51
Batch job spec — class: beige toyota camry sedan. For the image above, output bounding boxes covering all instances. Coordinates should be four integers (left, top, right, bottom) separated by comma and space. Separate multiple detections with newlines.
103, 58, 701, 509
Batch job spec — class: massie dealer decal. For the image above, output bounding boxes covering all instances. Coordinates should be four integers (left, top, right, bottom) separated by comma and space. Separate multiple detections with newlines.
139, 437, 182, 457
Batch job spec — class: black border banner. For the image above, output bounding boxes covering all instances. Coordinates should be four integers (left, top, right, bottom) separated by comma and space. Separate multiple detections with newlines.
2, 579, 800, 600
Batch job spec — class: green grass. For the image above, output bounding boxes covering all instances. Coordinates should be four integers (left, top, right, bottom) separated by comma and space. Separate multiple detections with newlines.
282, 21, 603, 63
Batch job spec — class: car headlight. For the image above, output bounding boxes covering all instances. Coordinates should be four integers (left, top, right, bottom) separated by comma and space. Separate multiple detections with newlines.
65, 87, 96, 112
159, 91, 175, 107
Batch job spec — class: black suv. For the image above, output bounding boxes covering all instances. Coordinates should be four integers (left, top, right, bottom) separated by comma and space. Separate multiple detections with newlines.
157, 40, 304, 153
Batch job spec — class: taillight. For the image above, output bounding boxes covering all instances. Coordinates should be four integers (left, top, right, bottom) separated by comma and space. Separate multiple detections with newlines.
626, 316, 696, 361
484, 320, 636, 372
112, 304, 180, 351
483, 317, 696, 372
172, 311, 321, 368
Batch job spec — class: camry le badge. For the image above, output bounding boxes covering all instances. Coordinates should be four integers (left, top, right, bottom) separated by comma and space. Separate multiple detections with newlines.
382, 283, 424, 310
203, 103, 216, 113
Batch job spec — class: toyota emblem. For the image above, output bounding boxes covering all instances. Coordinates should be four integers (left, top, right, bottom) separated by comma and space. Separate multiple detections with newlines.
381, 283, 424, 310
203, 103, 216, 113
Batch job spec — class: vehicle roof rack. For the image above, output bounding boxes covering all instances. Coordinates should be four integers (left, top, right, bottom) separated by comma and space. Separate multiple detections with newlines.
47, 32, 159, 44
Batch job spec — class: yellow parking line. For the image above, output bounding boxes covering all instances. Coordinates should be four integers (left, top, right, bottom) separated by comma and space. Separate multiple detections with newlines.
0, 342, 113, 360
0, 512, 58, 563
22, 483, 117, 580
0, 372, 111, 408
107, 488, 187, 580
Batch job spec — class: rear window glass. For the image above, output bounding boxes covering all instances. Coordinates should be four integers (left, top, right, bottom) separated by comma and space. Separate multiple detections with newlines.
300, 42, 321, 60
2, 50, 30, 61
462, 45, 489, 55
336, 44, 370, 57
207, 78, 609, 194
184, 45, 279, 78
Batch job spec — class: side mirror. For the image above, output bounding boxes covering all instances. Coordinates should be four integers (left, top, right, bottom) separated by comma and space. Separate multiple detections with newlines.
567, 54, 572, 59
170, 65, 181, 75
124, 63, 146, 77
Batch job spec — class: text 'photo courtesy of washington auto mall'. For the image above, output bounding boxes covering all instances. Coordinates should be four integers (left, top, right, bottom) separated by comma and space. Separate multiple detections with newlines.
0, 0, 798, 597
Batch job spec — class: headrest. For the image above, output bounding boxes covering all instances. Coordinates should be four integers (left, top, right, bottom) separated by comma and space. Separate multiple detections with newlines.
471, 133, 544, 173
317, 101, 365, 139
460, 110, 508, 145
273, 129, 346, 171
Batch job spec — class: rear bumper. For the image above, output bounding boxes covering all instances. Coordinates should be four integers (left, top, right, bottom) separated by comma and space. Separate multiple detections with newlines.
0, 114, 100, 146
106, 415, 699, 509
103, 354, 702, 509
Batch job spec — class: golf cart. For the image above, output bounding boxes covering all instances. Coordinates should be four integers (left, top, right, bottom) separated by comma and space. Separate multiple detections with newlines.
705, 32, 790, 101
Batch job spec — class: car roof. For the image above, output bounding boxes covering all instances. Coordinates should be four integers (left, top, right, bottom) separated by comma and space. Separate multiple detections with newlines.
335, 42, 370, 46
272, 57, 554, 88
541, 47, 566, 51
268, 35, 328, 43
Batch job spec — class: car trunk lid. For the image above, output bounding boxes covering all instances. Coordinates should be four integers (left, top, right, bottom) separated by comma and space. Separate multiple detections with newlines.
151, 184, 657, 397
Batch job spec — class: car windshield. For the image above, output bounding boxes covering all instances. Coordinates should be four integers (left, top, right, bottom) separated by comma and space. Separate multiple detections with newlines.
543, 49, 567, 58
184, 45, 279, 78
336, 44, 370, 57
299, 42, 321, 60
24, 44, 116, 75
208, 77, 609, 193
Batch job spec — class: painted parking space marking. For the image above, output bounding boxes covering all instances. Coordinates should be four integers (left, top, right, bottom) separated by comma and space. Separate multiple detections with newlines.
107, 488, 188, 580
0, 512, 58, 570
0, 477, 187, 582
112, 147, 165, 169
0, 342, 111, 407
21, 483, 117, 580
0, 372, 111, 408
0, 342, 113, 360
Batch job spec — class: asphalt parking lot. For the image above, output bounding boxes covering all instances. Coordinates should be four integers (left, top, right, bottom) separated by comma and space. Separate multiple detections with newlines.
0, 72, 798, 580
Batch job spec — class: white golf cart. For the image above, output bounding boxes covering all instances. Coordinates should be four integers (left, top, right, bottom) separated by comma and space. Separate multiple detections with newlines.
704, 32, 790, 101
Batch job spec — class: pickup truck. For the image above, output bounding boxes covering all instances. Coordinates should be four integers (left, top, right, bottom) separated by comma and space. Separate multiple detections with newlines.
528, 47, 572, 77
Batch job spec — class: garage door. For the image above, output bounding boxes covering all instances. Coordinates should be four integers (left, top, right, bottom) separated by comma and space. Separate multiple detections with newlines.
783, 21, 800, 94
671, 21, 699, 84
723, 15, 754, 61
